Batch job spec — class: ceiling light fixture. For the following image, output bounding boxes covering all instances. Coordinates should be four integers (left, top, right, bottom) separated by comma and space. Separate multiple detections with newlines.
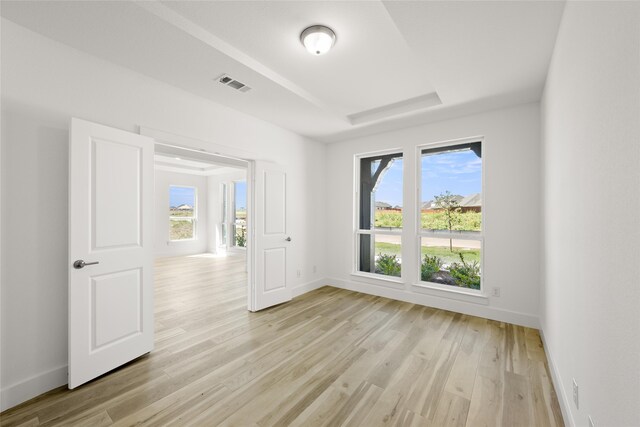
300, 25, 336, 56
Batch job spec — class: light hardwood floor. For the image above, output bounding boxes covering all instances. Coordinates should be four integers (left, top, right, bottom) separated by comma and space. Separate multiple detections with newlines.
1, 254, 563, 427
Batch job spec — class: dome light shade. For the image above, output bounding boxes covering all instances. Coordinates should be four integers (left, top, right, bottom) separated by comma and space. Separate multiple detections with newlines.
300, 25, 336, 55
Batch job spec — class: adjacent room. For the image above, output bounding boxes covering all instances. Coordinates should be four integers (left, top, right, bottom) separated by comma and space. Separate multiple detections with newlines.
154, 145, 250, 336
1, 1, 638, 427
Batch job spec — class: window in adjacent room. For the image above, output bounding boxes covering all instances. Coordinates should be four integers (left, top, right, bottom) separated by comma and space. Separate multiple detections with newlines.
169, 185, 197, 241
233, 181, 247, 247
220, 183, 228, 247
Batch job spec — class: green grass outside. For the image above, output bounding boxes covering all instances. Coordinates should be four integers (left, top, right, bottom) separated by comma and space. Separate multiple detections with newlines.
374, 210, 482, 232
374, 242, 480, 265
170, 219, 194, 240
170, 209, 194, 217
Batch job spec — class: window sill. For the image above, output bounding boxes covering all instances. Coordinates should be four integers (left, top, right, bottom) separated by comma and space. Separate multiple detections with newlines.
168, 239, 197, 244
350, 271, 405, 288
412, 282, 489, 305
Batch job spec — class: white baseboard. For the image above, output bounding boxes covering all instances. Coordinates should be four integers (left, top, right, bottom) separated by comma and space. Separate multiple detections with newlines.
539, 328, 573, 427
325, 277, 539, 328
292, 278, 327, 298
1, 365, 67, 412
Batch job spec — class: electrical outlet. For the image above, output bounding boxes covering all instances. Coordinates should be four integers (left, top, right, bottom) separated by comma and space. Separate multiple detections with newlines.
572, 378, 579, 409
491, 287, 501, 297
588, 415, 595, 427
296, 270, 301, 278
313, 265, 317, 274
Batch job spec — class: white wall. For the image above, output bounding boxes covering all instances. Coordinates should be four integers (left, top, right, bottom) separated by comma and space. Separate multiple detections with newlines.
325, 102, 542, 327
0, 19, 326, 410
155, 170, 209, 257
540, 3, 640, 426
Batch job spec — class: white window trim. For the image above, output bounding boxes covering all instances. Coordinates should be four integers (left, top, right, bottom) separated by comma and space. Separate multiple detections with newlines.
219, 182, 228, 249
169, 184, 198, 242
351, 271, 406, 288
415, 136, 486, 295
353, 148, 405, 283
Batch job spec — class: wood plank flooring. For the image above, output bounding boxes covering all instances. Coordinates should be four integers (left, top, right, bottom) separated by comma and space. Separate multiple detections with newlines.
1, 254, 564, 427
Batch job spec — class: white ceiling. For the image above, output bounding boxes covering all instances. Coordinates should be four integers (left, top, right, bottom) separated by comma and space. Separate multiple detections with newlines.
154, 153, 244, 176
160, 1, 437, 117
0, 1, 565, 143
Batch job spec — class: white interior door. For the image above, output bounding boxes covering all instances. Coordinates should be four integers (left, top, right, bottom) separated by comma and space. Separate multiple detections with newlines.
68, 118, 154, 388
250, 161, 292, 311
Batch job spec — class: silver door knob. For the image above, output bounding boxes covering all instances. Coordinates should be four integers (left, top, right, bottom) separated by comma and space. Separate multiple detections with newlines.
285, 237, 292, 242
73, 260, 99, 269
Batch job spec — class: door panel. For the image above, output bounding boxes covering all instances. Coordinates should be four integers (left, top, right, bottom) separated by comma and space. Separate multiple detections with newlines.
92, 138, 142, 249
264, 170, 286, 234
69, 118, 154, 389
91, 269, 142, 350
264, 248, 286, 292
250, 161, 291, 311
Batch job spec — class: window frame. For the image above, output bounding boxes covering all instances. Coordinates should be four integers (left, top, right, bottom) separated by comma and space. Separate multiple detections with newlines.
353, 148, 405, 283
168, 184, 198, 242
415, 136, 485, 293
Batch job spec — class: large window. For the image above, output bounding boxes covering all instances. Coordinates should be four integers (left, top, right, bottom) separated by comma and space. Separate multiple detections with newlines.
169, 186, 197, 241
420, 141, 482, 290
233, 181, 247, 247
356, 152, 403, 278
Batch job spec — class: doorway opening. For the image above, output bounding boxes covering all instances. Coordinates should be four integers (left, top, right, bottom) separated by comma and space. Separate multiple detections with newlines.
154, 143, 249, 313
67, 119, 290, 388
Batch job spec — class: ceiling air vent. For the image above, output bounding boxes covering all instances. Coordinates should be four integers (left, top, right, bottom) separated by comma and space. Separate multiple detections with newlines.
216, 74, 251, 93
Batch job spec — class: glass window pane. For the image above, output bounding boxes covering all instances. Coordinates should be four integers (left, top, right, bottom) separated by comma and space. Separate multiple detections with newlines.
221, 223, 227, 246
170, 219, 194, 240
234, 181, 246, 222
420, 237, 481, 290
169, 186, 196, 217
169, 186, 196, 241
234, 181, 247, 247
358, 234, 402, 278
421, 144, 481, 233
237, 224, 247, 247
360, 154, 403, 231
233, 223, 247, 247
